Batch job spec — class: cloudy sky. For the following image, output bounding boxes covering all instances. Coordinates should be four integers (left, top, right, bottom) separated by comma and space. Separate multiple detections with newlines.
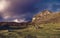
0, 0, 60, 22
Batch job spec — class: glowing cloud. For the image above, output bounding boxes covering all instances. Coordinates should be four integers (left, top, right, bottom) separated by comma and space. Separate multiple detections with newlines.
0, 0, 11, 12
13, 19, 27, 23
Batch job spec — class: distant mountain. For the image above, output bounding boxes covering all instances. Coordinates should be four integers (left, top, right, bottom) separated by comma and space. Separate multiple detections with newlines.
0, 22, 30, 30
32, 10, 60, 24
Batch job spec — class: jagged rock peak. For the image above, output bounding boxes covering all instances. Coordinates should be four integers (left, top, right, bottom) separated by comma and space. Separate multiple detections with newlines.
35, 10, 53, 17
41, 10, 52, 13
32, 10, 53, 23
32, 10, 60, 24
40, 10, 53, 15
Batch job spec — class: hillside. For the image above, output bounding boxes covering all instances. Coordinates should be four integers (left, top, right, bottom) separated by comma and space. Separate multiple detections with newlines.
32, 10, 60, 24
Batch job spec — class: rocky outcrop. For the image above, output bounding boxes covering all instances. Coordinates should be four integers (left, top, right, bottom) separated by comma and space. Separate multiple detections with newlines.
32, 10, 60, 24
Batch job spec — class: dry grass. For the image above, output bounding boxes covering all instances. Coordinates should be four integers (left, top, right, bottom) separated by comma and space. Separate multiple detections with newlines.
0, 23, 60, 38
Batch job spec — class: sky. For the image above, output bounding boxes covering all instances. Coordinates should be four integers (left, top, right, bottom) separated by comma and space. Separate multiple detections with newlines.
0, 0, 60, 22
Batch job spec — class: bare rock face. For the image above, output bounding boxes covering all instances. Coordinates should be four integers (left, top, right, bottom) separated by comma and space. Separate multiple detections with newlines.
32, 10, 60, 24
32, 10, 52, 23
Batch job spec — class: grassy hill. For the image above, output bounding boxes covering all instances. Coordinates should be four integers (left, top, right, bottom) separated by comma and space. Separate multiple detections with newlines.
0, 10, 60, 38
0, 23, 60, 38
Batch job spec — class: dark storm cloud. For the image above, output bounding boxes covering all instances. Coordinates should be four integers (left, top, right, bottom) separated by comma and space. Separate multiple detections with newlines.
6, 0, 38, 16
7, 0, 38, 18
0, 0, 39, 22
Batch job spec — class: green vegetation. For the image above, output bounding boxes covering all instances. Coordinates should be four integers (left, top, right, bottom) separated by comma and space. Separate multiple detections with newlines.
0, 23, 60, 38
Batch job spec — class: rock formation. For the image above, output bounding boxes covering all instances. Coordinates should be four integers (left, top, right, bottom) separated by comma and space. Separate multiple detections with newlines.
32, 10, 60, 24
